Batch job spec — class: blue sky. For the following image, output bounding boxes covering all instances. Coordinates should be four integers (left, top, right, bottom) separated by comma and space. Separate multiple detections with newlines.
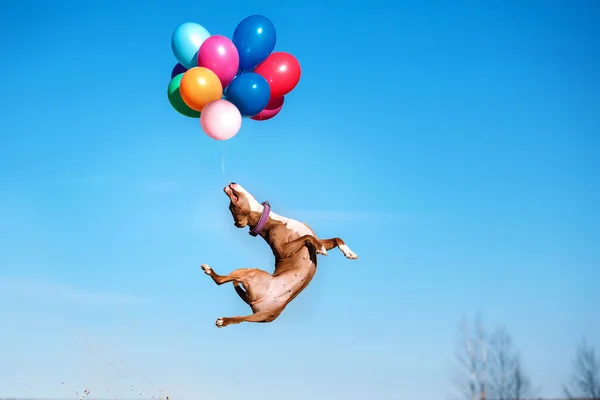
0, 0, 599, 399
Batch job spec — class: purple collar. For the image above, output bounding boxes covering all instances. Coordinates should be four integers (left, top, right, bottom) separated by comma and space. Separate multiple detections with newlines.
249, 201, 270, 237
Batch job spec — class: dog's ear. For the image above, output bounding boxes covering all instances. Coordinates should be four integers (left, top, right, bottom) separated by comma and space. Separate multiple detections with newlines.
229, 192, 251, 215
235, 192, 251, 211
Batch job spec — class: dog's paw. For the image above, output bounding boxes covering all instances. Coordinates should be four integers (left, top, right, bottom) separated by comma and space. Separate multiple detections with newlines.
201, 264, 213, 275
339, 244, 358, 260
317, 245, 328, 256
215, 317, 225, 328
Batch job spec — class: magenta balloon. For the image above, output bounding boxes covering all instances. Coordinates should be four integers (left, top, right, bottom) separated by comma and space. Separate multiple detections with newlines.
197, 35, 240, 88
200, 100, 242, 140
250, 96, 284, 121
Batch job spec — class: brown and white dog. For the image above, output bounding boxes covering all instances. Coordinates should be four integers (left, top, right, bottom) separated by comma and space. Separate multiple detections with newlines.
200, 182, 359, 328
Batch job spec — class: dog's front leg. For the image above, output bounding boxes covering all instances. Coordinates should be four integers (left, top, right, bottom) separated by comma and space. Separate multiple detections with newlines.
278, 235, 327, 259
319, 238, 359, 260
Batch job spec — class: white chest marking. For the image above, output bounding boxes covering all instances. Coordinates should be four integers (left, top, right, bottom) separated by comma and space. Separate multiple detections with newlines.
268, 212, 312, 237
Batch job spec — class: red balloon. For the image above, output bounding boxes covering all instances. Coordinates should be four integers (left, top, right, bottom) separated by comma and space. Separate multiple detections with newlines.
254, 52, 301, 98
250, 96, 284, 121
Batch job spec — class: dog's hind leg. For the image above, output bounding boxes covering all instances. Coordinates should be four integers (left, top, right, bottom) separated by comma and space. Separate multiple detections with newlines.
318, 238, 359, 260
215, 310, 279, 328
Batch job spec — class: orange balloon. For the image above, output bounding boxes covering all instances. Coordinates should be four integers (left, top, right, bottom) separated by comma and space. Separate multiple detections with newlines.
179, 67, 223, 111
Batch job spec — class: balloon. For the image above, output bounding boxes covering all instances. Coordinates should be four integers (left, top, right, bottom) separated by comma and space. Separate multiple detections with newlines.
171, 22, 211, 69
167, 73, 200, 118
171, 63, 187, 79
197, 35, 239, 88
232, 15, 276, 71
254, 52, 301, 98
224, 72, 270, 117
179, 67, 223, 111
250, 96, 284, 121
200, 100, 242, 140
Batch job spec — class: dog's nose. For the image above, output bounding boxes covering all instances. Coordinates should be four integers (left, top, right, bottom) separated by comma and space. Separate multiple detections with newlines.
231, 182, 236, 185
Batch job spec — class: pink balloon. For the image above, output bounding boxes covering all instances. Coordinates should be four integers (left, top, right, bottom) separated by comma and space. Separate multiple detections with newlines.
197, 35, 239, 88
200, 99, 242, 140
250, 96, 284, 121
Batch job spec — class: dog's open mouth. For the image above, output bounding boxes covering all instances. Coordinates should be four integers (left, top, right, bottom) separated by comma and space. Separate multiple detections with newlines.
225, 184, 238, 202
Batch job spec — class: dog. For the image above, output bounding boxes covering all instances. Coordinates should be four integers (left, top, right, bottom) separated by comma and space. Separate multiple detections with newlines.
200, 182, 359, 328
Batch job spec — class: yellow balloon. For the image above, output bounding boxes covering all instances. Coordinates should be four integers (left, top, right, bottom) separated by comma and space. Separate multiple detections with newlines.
180, 67, 223, 111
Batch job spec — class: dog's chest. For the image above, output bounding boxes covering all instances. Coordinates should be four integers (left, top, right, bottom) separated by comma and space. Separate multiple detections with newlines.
284, 219, 312, 241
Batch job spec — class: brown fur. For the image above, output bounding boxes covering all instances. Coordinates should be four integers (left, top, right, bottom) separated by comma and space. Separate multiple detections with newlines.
201, 182, 358, 328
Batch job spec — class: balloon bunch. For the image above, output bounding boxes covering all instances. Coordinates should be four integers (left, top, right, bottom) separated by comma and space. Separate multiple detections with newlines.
167, 15, 301, 141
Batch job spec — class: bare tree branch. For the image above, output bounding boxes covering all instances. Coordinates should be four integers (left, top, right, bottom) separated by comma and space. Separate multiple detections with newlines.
512, 352, 533, 400
489, 326, 516, 400
564, 339, 600, 400
476, 315, 488, 400
453, 315, 491, 400
477, 324, 536, 400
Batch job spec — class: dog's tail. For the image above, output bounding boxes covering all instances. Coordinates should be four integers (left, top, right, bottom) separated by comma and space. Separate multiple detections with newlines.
233, 282, 251, 305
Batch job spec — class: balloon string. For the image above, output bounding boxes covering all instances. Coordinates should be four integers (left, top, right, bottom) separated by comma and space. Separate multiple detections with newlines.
221, 141, 227, 174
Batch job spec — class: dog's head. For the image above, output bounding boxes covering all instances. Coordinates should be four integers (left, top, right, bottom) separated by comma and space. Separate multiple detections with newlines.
224, 182, 262, 228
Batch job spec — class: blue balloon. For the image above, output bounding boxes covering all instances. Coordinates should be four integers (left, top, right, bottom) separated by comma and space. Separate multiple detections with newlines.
171, 63, 187, 79
224, 73, 271, 117
171, 22, 211, 69
232, 15, 276, 71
